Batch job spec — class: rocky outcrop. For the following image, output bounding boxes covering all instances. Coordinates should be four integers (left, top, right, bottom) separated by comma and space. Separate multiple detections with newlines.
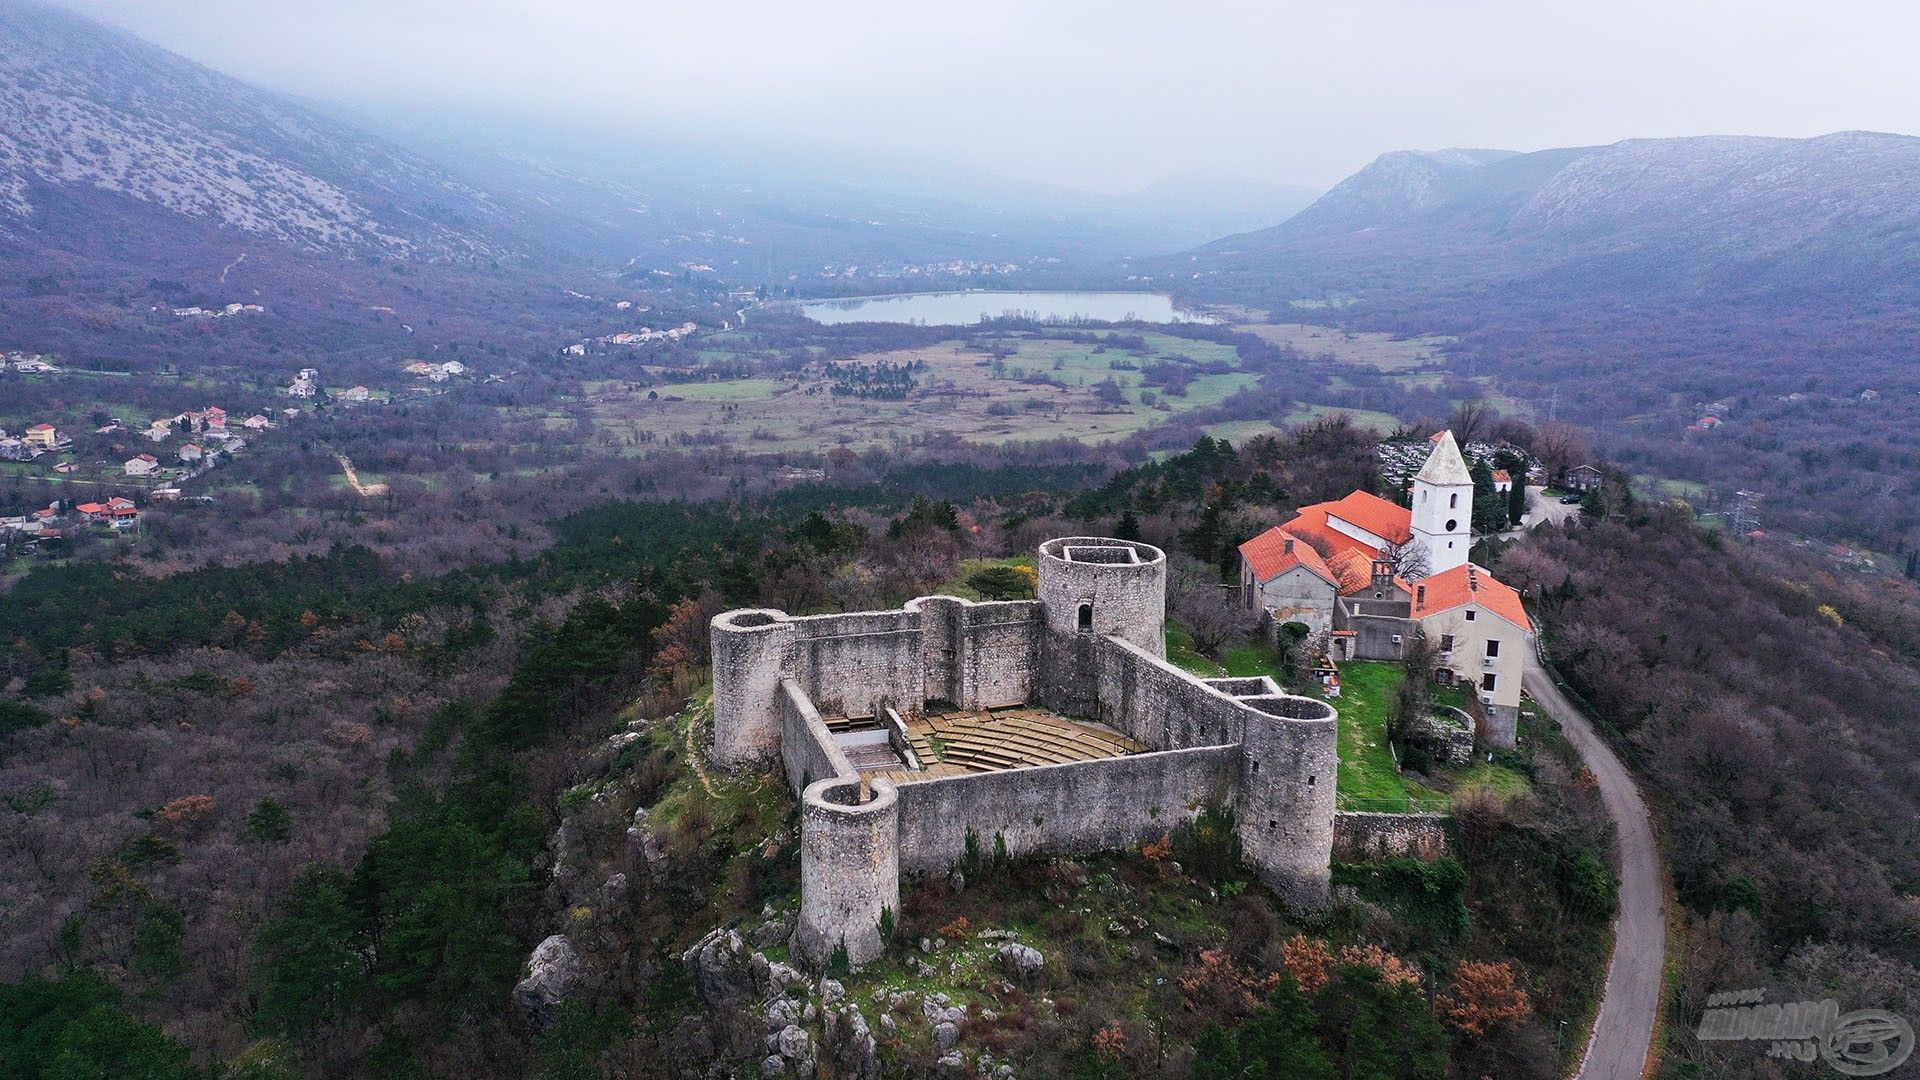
994, 942, 1045, 979
513, 934, 581, 1030
683, 927, 760, 1007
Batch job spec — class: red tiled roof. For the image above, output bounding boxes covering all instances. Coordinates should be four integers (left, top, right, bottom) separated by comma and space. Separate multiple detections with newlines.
1410, 564, 1532, 633
1290, 491, 1411, 547
1238, 527, 1339, 588
27, 423, 53, 432
1492, 469, 1511, 483
76, 502, 105, 514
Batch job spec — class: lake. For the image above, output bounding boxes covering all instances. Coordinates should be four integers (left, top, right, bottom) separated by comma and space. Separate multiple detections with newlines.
796, 290, 1214, 326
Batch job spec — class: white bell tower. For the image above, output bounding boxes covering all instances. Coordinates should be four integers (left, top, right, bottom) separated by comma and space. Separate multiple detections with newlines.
1409, 430, 1474, 576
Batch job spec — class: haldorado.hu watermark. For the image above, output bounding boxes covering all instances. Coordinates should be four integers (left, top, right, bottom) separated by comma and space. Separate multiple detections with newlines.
1698, 988, 1913, 1076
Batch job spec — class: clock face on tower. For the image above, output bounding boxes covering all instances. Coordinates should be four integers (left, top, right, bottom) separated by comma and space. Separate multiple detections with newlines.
1446, 518, 1457, 531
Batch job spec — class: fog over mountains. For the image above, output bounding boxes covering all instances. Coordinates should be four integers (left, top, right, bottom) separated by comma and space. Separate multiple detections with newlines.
1188, 132, 1920, 305
5, 0, 1920, 334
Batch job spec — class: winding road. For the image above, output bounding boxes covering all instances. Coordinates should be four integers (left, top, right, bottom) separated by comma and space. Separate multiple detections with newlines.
1523, 654, 1665, 1079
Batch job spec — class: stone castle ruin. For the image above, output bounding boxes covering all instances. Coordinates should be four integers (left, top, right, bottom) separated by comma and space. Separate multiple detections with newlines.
709, 537, 1338, 969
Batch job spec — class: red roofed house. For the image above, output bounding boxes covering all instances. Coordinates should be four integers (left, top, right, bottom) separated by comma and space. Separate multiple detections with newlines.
124, 453, 160, 476
1237, 528, 1345, 633
1237, 430, 1534, 746
179, 443, 205, 463
1491, 469, 1512, 493
75, 501, 108, 522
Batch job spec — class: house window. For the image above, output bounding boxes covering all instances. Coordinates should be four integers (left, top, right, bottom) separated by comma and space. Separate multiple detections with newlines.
1485, 639, 1500, 657
1077, 603, 1093, 632
1439, 634, 1454, 652
1449, 492, 1459, 509
1465, 609, 1476, 622
1481, 673, 1497, 692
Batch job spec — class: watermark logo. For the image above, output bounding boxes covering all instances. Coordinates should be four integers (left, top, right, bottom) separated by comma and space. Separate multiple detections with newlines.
1698, 988, 1914, 1076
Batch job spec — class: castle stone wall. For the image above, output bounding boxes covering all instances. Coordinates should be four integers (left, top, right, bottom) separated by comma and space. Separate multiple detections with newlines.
956, 600, 1043, 708
1333, 811, 1450, 862
786, 609, 924, 718
892, 746, 1238, 874
778, 677, 857, 796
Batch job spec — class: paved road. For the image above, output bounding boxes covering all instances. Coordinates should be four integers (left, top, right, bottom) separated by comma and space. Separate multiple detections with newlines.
1523, 655, 1664, 1080
1528, 485, 1585, 528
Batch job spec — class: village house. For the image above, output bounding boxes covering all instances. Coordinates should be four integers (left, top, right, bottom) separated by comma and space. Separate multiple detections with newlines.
0, 436, 29, 461
178, 443, 205, 463
286, 368, 319, 398
1564, 464, 1604, 492
1492, 469, 1512, 493
1238, 430, 1533, 746
339, 386, 372, 403
125, 453, 160, 476
243, 414, 270, 431
24, 423, 59, 450
145, 420, 172, 441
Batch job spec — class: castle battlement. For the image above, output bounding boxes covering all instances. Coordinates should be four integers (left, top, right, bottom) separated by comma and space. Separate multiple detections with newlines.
709, 538, 1339, 969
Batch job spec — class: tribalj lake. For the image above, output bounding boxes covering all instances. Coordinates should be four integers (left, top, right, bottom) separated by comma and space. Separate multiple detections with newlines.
796, 290, 1213, 326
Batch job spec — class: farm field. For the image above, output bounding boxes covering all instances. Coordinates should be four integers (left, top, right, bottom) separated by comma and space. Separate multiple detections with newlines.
1235, 321, 1453, 371
558, 333, 1263, 454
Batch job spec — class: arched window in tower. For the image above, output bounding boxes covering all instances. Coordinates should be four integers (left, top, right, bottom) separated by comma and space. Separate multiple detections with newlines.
1449, 492, 1459, 509
1077, 602, 1093, 632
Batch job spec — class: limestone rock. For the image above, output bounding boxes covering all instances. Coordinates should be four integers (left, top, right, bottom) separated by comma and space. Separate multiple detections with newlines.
776, 1024, 815, 1074
683, 927, 757, 1007
760, 1055, 787, 1077
995, 943, 1045, 978
750, 912, 794, 949
767, 960, 804, 992
626, 806, 668, 873
764, 997, 800, 1030
937, 1050, 966, 1071
819, 977, 845, 1006
822, 1004, 880, 1080
513, 934, 581, 1030
934, 1020, 960, 1050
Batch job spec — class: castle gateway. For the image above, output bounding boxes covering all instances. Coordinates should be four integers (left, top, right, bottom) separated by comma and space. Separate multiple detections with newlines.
708, 537, 1337, 968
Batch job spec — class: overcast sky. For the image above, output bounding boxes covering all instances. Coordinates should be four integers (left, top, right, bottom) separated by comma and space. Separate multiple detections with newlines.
54, 0, 1920, 193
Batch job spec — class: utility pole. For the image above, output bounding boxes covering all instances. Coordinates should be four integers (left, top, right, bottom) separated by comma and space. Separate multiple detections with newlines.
1730, 490, 1763, 536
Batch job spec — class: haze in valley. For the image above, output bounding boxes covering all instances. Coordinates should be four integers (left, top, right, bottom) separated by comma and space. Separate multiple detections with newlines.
49, 0, 1920, 194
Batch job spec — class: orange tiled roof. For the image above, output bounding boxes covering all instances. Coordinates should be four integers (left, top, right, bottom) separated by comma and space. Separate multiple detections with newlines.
1290, 491, 1411, 547
1238, 527, 1339, 588
1410, 564, 1533, 633
1492, 469, 1511, 483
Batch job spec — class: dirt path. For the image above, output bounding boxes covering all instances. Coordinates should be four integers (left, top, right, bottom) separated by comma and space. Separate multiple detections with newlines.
1523, 654, 1665, 1080
333, 453, 387, 497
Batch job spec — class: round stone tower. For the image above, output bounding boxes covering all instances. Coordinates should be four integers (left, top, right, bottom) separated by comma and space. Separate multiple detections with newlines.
1233, 694, 1339, 909
709, 608, 794, 767
1036, 537, 1166, 716
1036, 537, 1166, 654
795, 776, 900, 970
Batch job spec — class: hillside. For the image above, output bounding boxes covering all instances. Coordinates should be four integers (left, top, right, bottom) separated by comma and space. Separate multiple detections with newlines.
1178, 133, 1920, 550
1189, 132, 1920, 303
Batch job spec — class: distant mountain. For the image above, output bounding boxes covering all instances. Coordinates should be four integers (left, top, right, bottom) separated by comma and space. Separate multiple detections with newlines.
1184, 132, 1920, 306
0, 0, 515, 260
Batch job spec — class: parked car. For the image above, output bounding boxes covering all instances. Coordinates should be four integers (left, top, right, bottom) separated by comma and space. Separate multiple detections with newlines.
1560, 493, 1585, 504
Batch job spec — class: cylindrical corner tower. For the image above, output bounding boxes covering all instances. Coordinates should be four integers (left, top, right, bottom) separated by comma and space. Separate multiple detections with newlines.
1234, 694, 1339, 910
796, 777, 900, 970
709, 608, 793, 767
1036, 537, 1166, 655
1035, 537, 1167, 717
